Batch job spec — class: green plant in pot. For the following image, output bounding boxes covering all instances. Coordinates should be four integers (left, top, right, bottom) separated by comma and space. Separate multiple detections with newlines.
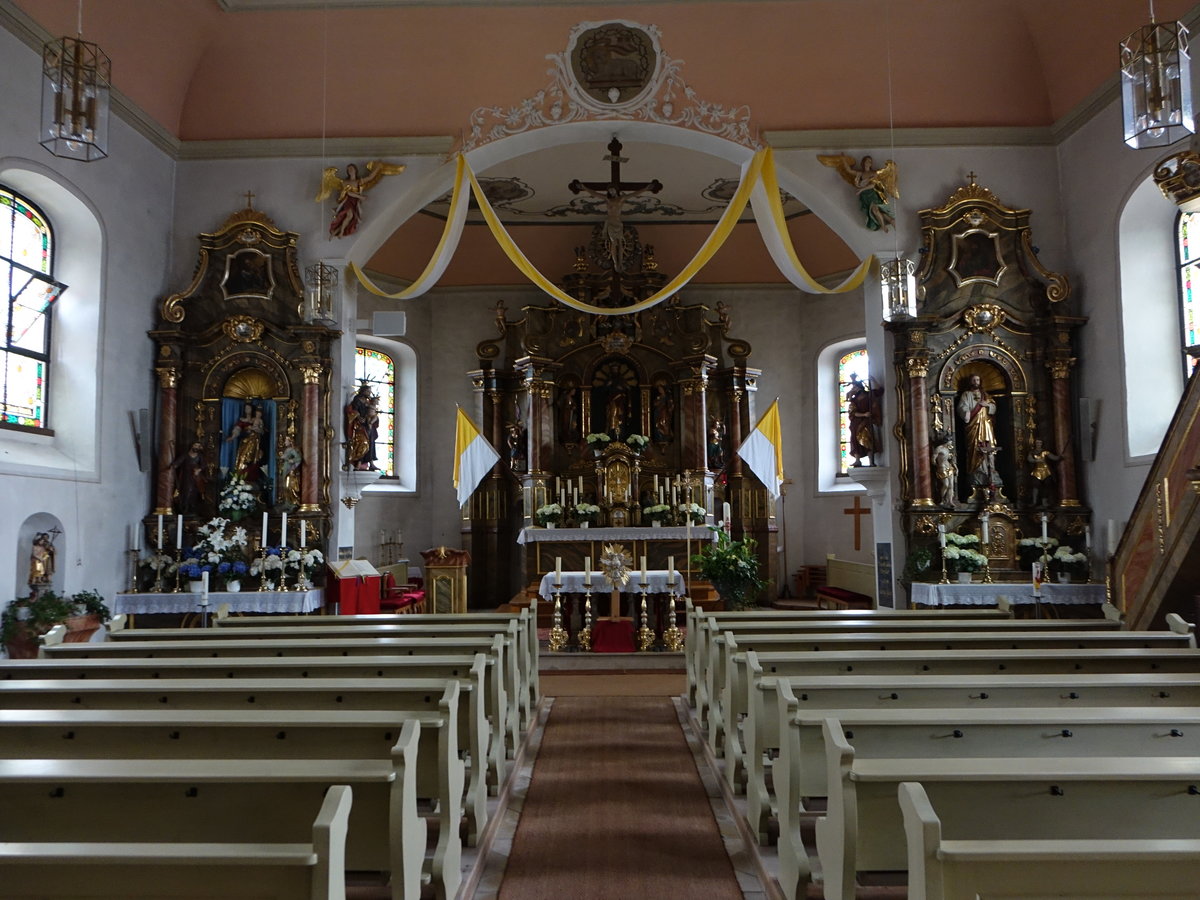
692, 527, 766, 610
2, 588, 111, 659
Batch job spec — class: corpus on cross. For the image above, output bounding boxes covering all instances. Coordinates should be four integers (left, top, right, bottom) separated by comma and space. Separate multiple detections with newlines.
569, 137, 662, 272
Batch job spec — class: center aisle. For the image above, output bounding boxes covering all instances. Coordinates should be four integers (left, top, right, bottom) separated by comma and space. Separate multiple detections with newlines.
496, 694, 745, 900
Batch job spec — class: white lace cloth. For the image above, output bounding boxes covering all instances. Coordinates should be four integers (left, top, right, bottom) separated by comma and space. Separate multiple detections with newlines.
518, 525, 715, 544
538, 571, 686, 602
910, 583, 1105, 607
114, 590, 323, 615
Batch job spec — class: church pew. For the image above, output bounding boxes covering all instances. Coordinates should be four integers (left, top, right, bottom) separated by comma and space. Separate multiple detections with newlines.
742, 670, 1200, 848
0, 782, 354, 900
0, 651, 508, 794
770, 704, 1200, 899
106, 617, 534, 734
898, 781, 1200, 900
39, 632, 523, 760
815, 730, 1200, 900
0, 678, 475, 865
703, 621, 1195, 758
0, 731, 440, 900
722, 644, 1200, 792
211, 603, 540, 717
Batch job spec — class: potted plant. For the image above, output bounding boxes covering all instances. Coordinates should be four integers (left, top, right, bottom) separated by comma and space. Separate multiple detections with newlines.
187, 517, 251, 591
942, 544, 987, 582
693, 527, 766, 610
290, 547, 325, 590
677, 501, 706, 525
574, 502, 600, 527
535, 502, 564, 528
250, 546, 287, 591
625, 433, 650, 452
902, 545, 935, 583
1050, 545, 1089, 582
1017, 536, 1059, 569
2, 588, 111, 659
585, 433, 612, 456
643, 502, 671, 526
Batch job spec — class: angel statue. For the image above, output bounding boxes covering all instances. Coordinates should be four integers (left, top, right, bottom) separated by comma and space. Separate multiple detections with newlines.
315, 161, 407, 239
818, 154, 898, 232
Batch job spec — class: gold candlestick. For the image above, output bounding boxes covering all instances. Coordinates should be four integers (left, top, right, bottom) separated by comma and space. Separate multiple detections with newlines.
637, 589, 655, 652
172, 549, 183, 593
662, 594, 684, 652
577, 593, 592, 652
548, 591, 569, 653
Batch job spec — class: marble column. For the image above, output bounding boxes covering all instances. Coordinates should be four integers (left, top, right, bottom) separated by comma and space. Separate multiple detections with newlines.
299, 363, 322, 512
906, 353, 933, 505
153, 366, 179, 515
1048, 355, 1079, 505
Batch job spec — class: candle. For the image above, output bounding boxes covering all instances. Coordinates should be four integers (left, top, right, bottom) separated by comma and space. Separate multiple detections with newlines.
132, 524, 141, 552
981, 514, 990, 545
300, 521, 306, 549
573, 486, 578, 505
201, 570, 209, 598
672, 486, 678, 505
555, 556, 562, 581
723, 501, 732, 524
938, 523, 947, 548
577, 476, 583, 494
1107, 519, 1117, 556
281, 513, 288, 549
654, 474, 659, 492
641, 555, 647, 580
667, 556, 675, 585
1041, 513, 1048, 541
156, 514, 163, 550
1084, 525, 1091, 552
261, 512, 268, 546
658, 486, 664, 503
176, 514, 183, 550
584, 557, 592, 586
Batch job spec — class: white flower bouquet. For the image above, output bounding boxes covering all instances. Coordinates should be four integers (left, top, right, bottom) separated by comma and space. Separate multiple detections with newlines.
574, 502, 601, 524
536, 502, 563, 526
677, 501, 706, 524
585, 433, 612, 446
625, 433, 650, 449
218, 475, 257, 520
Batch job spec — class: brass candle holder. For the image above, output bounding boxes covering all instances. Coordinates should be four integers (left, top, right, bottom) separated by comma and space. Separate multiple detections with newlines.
548, 589, 569, 653
171, 548, 183, 593
126, 549, 140, 594
662, 593, 684, 652
577, 593, 593, 652
636, 588, 655, 652
256, 547, 269, 591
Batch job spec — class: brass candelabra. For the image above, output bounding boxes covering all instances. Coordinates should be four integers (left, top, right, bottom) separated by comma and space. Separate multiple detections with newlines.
662, 594, 684, 652
548, 589, 569, 653
577, 593, 593, 652
636, 588, 655, 652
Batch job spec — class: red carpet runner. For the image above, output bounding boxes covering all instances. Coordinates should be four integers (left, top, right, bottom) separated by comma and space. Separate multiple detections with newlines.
498, 695, 743, 900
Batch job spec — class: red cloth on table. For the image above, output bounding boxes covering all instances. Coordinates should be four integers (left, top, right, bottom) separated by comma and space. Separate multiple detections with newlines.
326, 572, 381, 615
592, 618, 635, 653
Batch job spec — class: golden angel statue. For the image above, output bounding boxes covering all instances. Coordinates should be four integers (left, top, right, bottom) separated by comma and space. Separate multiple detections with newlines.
818, 153, 898, 232
315, 161, 407, 239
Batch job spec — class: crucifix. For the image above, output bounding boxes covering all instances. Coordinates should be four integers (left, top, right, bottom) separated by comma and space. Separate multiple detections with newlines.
243, 190, 256, 209
843, 495, 871, 551
568, 137, 663, 272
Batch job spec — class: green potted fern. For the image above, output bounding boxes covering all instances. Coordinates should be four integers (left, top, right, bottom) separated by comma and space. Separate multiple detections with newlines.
692, 527, 766, 610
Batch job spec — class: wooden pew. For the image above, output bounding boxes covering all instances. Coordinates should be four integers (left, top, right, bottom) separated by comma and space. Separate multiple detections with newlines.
39, 632, 524, 760
742, 670, 1200, 849
0, 730, 439, 900
770, 704, 1200, 899
0, 652, 509, 794
899, 780, 1200, 900
0, 677, 473, 881
704, 620, 1195, 759
0, 782, 354, 900
816, 734, 1200, 900
211, 603, 540, 718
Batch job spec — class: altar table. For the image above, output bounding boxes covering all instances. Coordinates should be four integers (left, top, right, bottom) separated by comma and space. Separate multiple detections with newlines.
518, 526, 715, 544
910, 582, 1106, 608
114, 589, 323, 616
537, 570, 686, 602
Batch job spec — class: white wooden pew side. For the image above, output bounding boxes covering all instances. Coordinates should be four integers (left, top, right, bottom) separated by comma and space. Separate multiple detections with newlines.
0, 722, 431, 900
0, 783, 354, 900
816, 721, 1200, 900
899, 781, 1200, 900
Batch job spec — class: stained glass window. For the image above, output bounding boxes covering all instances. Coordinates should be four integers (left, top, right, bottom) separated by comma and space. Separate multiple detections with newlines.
1, 186, 64, 430
837, 347, 868, 474
354, 346, 396, 477
1179, 211, 1200, 373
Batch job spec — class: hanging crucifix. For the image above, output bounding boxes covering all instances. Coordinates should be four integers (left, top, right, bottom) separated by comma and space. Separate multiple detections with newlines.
843, 495, 871, 551
569, 137, 663, 273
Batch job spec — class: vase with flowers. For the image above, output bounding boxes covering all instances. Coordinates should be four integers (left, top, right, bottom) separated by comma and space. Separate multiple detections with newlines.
182, 517, 250, 591
536, 503, 563, 528
1017, 536, 1059, 569
677, 502, 706, 525
941, 532, 986, 582
585, 433, 611, 457
625, 433, 650, 453
1050, 545, 1089, 582
574, 502, 600, 527
217, 475, 258, 522
643, 502, 671, 526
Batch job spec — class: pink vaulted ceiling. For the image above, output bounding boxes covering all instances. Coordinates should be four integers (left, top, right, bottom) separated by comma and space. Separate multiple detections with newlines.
14, 0, 1198, 141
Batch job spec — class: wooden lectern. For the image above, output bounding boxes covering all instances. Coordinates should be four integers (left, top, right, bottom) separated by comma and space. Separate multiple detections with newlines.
421, 546, 469, 614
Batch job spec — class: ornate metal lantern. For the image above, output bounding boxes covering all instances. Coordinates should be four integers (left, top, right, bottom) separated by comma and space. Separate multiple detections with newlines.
1121, 15, 1194, 150
880, 256, 916, 320
40, 35, 110, 162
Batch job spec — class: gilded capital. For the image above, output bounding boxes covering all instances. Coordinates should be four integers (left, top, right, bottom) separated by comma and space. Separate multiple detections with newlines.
155, 367, 180, 389
905, 357, 929, 379
1047, 357, 1076, 380
299, 363, 323, 385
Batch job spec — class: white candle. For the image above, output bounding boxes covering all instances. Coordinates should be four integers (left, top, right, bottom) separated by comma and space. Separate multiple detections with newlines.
156, 514, 163, 550
1041, 513, 1048, 541
672, 486, 678, 505
261, 512, 268, 546
132, 524, 141, 552
938, 523, 946, 548
573, 486, 578, 505
200, 570, 209, 600
176, 514, 183, 550
1107, 519, 1117, 556
577, 476, 583, 494
281, 512, 288, 548
584, 557, 592, 586
300, 521, 306, 549
667, 556, 675, 585
723, 501, 732, 524
654, 474, 659, 492
1084, 525, 1091, 552
981, 514, 990, 545
658, 486, 664, 503
641, 555, 647, 580
555, 556, 561, 581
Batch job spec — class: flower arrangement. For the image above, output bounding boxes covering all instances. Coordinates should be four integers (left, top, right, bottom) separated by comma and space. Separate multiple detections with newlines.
1051, 545, 1089, 579
574, 502, 601, 524
139, 550, 176, 586
625, 433, 650, 450
181, 517, 250, 588
218, 475, 257, 520
1017, 536, 1059, 567
944, 532, 980, 548
692, 526, 765, 609
643, 502, 671, 524
942, 545, 988, 574
585, 433, 612, 446
250, 547, 286, 590
535, 502, 563, 526
677, 502, 706, 524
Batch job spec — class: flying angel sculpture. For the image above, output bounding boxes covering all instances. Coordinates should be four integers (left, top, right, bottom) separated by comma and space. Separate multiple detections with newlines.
818, 154, 898, 232
315, 161, 406, 238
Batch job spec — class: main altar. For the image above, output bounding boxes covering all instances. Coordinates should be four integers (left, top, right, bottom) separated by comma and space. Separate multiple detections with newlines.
461, 146, 777, 607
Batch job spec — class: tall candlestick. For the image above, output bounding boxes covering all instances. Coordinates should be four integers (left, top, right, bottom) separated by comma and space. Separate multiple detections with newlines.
577, 476, 583, 494
156, 514, 163, 550
938, 523, 947, 548
658, 486, 664, 503
981, 514, 990, 545
584, 557, 592, 586
653, 474, 659, 492
281, 513, 288, 549
261, 512, 268, 546
555, 556, 562, 581
667, 556, 675, 585
1041, 513, 1048, 541
641, 555, 647, 580
176, 514, 184, 550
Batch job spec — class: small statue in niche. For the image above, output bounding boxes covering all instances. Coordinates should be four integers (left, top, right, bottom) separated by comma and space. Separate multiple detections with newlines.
1027, 439, 1061, 508
557, 383, 581, 444
845, 374, 884, 466
506, 422, 527, 473
818, 153, 898, 232
171, 440, 208, 515
930, 393, 946, 441
344, 384, 380, 471
707, 417, 726, 471
957, 373, 1000, 490
651, 381, 675, 443
932, 441, 958, 508
494, 300, 508, 337
315, 161, 407, 239
278, 436, 303, 510
29, 532, 56, 586
605, 385, 630, 438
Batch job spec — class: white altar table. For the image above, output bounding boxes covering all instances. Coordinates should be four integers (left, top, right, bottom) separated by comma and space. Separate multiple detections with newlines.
518, 525, 715, 544
537, 570, 686, 602
910, 582, 1105, 608
114, 589, 323, 616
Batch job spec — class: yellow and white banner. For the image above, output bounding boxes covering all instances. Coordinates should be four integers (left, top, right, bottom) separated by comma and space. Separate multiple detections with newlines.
453, 406, 500, 507
737, 399, 784, 499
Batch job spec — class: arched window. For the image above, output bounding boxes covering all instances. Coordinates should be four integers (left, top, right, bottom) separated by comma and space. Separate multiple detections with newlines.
1175, 210, 1200, 373
837, 347, 869, 474
1, 186, 65, 432
354, 346, 396, 477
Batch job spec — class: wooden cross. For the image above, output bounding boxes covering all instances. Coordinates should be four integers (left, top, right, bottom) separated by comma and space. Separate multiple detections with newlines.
243, 190, 256, 208
843, 495, 871, 551
570, 137, 662, 199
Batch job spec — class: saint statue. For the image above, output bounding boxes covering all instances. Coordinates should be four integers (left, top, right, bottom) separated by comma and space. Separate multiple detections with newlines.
170, 440, 208, 514
932, 441, 957, 508
279, 436, 303, 509
1027, 439, 1061, 507
707, 417, 726, 471
845, 374, 883, 466
651, 382, 675, 442
345, 384, 379, 471
558, 383, 581, 444
29, 532, 55, 586
315, 160, 407, 239
606, 385, 629, 438
957, 373, 1000, 490
226, 403, 266, 481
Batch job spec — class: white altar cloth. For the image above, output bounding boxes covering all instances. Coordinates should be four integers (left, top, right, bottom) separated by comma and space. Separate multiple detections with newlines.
910, 582, 1105, 608
518, 525, 715, 544
114, 589, 323, 615
538, 570, 686, 602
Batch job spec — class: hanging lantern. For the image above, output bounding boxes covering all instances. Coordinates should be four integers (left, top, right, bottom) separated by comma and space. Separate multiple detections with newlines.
304, 261, 339, 325
880, 256, 916, 320
40, 35, 110, 162
1121, 16, 1194, 150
